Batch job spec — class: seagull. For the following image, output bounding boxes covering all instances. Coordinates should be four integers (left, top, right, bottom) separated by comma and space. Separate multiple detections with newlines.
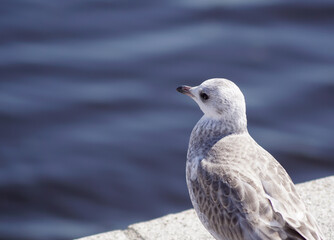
177, 78, 325, 240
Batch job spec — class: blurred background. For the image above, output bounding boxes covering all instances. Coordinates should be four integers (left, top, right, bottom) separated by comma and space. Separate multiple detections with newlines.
0, 0, 334, 239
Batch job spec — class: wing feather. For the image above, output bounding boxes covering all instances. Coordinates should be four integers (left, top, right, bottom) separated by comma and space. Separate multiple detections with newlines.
190, 134, 325, 240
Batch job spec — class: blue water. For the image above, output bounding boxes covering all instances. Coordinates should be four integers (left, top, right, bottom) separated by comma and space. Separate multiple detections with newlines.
0, 1, 334, 239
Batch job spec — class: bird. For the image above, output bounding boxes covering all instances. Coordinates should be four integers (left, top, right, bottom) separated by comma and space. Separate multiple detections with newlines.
176, 78, 325, 240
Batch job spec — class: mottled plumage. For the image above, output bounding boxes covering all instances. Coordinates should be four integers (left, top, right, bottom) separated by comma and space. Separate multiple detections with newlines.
177, 78, 325, 240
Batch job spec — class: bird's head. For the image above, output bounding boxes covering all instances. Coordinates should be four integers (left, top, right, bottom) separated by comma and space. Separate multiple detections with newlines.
177, 78, 247, 129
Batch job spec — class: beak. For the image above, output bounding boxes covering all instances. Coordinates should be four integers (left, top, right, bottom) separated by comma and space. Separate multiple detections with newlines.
176, 85, 194, 97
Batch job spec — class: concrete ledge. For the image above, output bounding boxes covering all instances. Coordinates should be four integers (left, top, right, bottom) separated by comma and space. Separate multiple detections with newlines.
77, 176, 334, 240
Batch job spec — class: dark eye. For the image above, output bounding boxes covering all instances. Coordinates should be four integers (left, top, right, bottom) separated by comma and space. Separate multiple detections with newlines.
200, 92, 209, 101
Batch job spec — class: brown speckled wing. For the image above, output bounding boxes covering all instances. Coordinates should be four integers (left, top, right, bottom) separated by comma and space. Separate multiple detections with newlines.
192, 160, 271, 240
191, 134, 325, 240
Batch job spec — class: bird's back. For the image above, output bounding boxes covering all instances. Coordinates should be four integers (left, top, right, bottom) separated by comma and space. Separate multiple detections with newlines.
187, 133, 325, 240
